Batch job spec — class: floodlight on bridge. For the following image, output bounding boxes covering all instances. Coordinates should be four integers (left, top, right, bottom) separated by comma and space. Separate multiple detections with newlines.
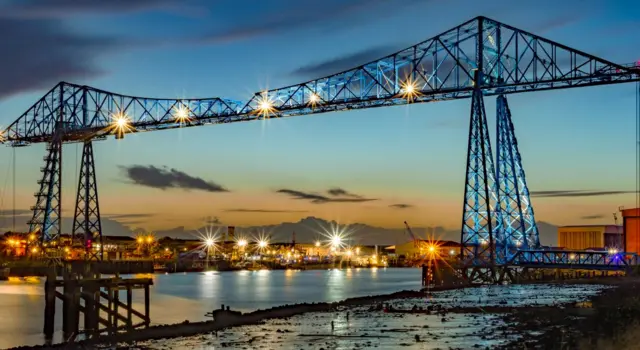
400, 79, 419, 102
308, 93, 320, 105
173, 104, 192, 124
256, 93, 276, 118
110, 112, 133, 139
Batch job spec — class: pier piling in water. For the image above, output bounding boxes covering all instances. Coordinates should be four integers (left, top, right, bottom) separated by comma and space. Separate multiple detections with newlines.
43, 263, 153, 343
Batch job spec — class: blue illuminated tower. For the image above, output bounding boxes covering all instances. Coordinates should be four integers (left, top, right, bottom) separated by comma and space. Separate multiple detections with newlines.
495, 95, 540, 259
460, 82, 503, 270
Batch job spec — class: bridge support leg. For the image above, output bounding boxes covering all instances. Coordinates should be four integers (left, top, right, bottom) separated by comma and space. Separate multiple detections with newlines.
72, 141, 103, 260
495, 95, 540, 260
29, 139, 63, 244
460, 81, 501, 283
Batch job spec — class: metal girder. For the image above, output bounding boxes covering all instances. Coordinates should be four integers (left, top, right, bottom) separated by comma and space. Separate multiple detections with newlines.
510, 250, 637, 271
3, 16, 639, 145
72, 141, 103, 260
460, 79, 501, 268
495, 95, 540, 259
29, 139, 63, 243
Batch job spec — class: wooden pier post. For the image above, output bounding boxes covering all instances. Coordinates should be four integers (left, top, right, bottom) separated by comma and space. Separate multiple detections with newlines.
62, 271, 79, 339
127, 286, 133, 329
144, 284, 150, 328
43, 270, 56, 339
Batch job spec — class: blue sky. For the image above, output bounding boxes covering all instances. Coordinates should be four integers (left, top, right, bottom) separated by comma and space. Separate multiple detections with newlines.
0, 0, 638, 235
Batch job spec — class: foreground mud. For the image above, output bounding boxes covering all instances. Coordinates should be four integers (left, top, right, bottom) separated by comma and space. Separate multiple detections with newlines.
133, 284, 604, 349
15, 280, 636, 349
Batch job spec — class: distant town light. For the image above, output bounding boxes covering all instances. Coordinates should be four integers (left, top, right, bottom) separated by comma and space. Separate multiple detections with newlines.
258, 240, 268, 249
205, 238, 214, 247
315, 241, 321, 247
331, 235, 341, 247
237, 239, 248, 248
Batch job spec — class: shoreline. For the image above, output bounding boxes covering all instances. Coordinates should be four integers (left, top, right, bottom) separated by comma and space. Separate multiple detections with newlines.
9, 284, 471, 349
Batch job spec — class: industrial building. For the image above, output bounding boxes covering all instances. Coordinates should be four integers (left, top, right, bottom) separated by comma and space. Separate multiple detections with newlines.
557, 225, 623, 250
622, 208, 640, 254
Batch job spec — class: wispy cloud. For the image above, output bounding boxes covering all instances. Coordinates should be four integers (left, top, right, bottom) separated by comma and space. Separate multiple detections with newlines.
224, 208, 308, 213
291, 46, 398, 79
531, 190, 636, 198
276, 188, 376, 204
0, 209, 32, 216
103, 213, 155, 220
0, 0, 186, 18
389, 204, 413, 209
196, 0, 426, 44
580, 214, 606, 220
119, 165, 229, 192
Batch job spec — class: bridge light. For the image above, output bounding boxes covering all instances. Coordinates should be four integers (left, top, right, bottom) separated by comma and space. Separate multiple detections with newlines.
256, 93, 276, 118
308, 93, 320, 105
400, 79, 419, 102
110, 111, 133, 139
174, 104, 191, 124
569, 253, 576, 260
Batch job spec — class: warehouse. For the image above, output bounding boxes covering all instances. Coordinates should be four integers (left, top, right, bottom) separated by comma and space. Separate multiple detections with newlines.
621, 208, 640, 253
557, 225, 623, 250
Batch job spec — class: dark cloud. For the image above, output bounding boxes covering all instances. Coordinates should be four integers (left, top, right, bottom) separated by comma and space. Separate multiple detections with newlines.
0, 0, 182, 18
390, 204, 413, 209
327, 187, 362, 198
205, 216, 222, 225
276, 189, 376, 204
0, 17, 119, 98
197, 0, 425, 44
224, 209, 308, 213
291, 46, 398, 79
530, 190, 636, 198
120, 165, 229, 193
581, 214, 606, 220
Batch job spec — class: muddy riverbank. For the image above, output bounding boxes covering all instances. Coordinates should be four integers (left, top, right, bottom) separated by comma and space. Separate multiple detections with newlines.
500, 278, 640, 349
9, 285, 471, 349
12, 279, 640, 349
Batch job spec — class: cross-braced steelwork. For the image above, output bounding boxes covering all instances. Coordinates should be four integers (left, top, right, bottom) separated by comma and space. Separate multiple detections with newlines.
72, 141, 103, 260
511, 250, 637, 271
29, 139, 63, 243
3, 17, 638, 145
1, 16, 638, 264
460, 84, 501, 273
495, 95, 540, 259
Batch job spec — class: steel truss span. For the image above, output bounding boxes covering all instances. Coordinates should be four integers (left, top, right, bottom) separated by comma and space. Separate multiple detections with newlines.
3, 16, 640, 272
2, 16, 639, 145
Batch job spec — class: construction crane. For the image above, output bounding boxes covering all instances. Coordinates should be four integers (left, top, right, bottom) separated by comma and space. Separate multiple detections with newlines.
404, 221, 420, 248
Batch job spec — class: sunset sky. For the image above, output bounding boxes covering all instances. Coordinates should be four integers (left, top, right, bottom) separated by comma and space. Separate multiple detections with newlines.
0, 0, 638, 236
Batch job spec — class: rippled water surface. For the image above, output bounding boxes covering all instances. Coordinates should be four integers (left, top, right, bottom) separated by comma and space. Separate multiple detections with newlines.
0, 267, 420, 348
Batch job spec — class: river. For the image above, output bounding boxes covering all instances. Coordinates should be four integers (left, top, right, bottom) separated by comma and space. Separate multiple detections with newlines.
0, 267, 421, 348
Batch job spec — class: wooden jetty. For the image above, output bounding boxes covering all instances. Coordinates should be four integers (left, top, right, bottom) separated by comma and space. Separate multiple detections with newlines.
43, 264, 153, 342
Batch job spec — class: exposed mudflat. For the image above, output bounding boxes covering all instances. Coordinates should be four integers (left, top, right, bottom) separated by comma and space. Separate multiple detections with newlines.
132, 284, 607, 349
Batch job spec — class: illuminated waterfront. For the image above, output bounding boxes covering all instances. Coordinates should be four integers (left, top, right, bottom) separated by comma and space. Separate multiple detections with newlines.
0, 267, 419, 348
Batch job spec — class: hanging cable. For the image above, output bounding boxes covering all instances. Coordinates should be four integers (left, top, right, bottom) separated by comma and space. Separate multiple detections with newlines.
12, 147, 16, 232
